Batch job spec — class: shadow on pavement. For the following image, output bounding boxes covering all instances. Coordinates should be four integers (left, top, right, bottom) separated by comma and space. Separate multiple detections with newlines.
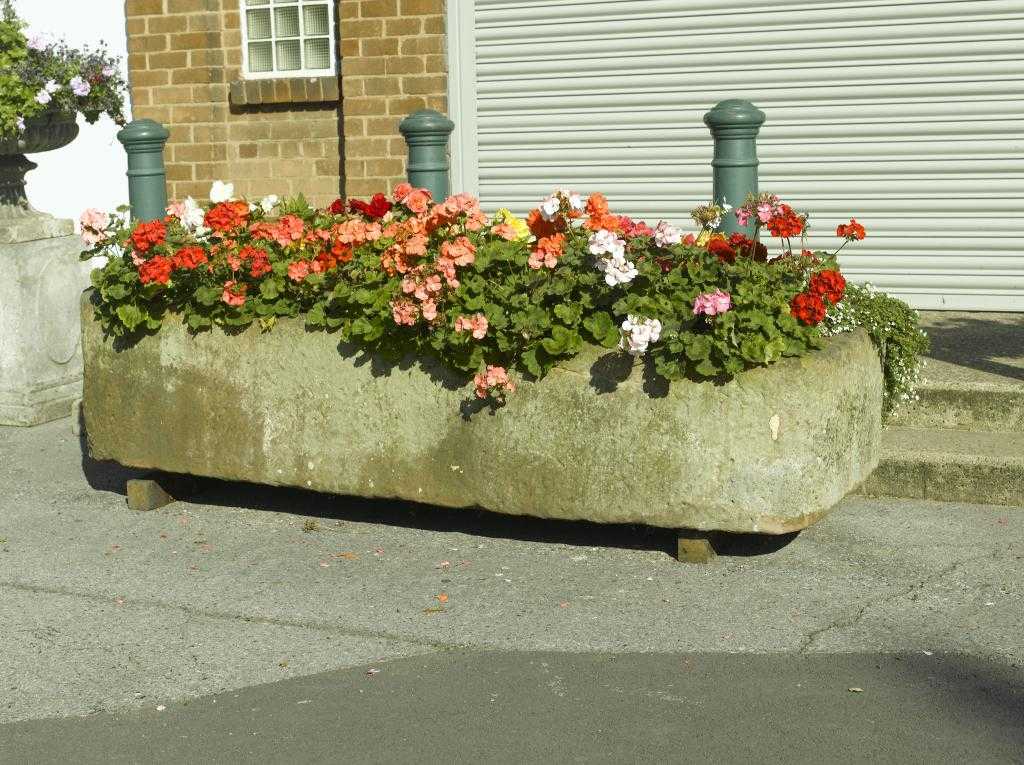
2, 651, 1021, 764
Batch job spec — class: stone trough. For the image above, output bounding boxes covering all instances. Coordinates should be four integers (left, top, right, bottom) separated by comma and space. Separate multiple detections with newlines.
81, 295, 884, 561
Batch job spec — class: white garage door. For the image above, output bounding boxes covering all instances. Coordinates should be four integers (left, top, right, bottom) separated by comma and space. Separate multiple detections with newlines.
446, 0, 1024, 310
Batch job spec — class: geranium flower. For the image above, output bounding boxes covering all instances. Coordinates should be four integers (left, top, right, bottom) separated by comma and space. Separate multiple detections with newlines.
693, 290, 732, 317
204, 201, 250, 233
209, 180, 234, 203
138, 255, 172, 285
473, 365, 516, 399
35, 89, 52, 105
528, 233, 565, 270
836, 219, 866, 241
171, 246, 208, 270
70, 76, 91, 97
390, 298, 419, 326
166, 197, 206, 232
620, 316, 662, 356
349, 193, 392, 219
79, 208, 109, 246
221, 280, 246, 307
287, 260, 310, 282
791, 292, 826, 325
653, 221, 682, 248
809, 270, 846, 304
130, 220, 166, 253
455, 313, 489, 340
259, 195, 279, 214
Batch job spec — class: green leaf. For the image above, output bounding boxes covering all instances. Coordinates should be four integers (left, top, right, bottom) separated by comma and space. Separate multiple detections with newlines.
115, 303, 144, 330
553, 303, 581, 325
194, 285, 221, 307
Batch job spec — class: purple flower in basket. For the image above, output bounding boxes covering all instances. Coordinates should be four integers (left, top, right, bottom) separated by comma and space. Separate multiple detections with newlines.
70, 76, 91, 97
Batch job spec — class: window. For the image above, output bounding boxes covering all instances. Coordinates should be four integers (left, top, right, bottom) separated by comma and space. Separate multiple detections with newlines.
240, 0, 335, 78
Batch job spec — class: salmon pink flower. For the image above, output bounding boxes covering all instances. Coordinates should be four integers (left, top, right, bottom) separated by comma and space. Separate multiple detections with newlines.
474, 365, 516, 400
222, 280, 246, 307
390, 298, 419, 326
287, 260, 310, 282
455, 313, 489, 340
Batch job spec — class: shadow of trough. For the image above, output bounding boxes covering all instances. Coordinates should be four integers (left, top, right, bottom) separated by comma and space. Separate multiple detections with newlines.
921, 312, 1024, 381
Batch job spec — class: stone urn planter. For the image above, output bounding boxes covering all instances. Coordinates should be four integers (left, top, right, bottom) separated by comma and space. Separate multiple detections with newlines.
81, 295, 885, 560
0, 114, 87, 426
0, 113, 80, 240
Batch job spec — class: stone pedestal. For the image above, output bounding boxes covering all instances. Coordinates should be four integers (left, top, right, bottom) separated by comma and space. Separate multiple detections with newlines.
0, 217, 90, 426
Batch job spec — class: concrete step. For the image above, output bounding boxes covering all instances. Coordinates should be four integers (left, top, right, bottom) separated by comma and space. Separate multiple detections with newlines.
863, 427, 1024, 506
889, 380, 1024, 432
900, 311, 1024, 433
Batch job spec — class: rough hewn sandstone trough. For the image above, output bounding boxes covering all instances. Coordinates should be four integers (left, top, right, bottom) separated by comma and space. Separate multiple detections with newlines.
81, 295, 883, 560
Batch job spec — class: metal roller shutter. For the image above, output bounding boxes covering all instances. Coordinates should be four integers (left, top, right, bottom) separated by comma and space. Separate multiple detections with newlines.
447, 0, 1024, 310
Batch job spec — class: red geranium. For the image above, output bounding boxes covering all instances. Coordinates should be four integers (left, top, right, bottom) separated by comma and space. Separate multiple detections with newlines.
707, 237, 736, 264
836, 219, 866, 240
766, 204, 805, 238
130, 220, 166, 253
204, 201, 250, 233
809, 269, 846, 304
328, 198, 346, 215
790, 291, 826, 325
171, 246, 208, 271
727, 233, 768, 261
348, 193, 393, 219
237, 245, 272, 278
138, 255, 172, 285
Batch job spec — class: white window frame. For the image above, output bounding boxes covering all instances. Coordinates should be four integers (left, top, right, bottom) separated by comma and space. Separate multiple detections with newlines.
239, 0, 337, 80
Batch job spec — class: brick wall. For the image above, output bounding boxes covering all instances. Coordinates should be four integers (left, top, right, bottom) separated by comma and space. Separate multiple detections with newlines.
125, 0, 343, 206
124, 0, 448, 206
339, 0, 447, 197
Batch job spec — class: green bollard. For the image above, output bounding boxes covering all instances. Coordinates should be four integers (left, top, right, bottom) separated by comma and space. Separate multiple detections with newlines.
398, 109, 455, 201
703, 100, 766, 237
117, 118, 170, 223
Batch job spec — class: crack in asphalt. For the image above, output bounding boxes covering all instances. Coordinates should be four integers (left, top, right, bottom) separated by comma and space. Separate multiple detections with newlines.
797, 551, 996, 653
0, 578, 451, 653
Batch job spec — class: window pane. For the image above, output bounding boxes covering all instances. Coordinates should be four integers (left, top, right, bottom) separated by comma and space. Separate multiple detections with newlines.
246, 8, 271, 40
276, 39, 301, 70
248, 41, 273, 72
304, 37, 330, 69
303, 4, 329, 35
274, 5, 300, 37
245, 0, 269, 5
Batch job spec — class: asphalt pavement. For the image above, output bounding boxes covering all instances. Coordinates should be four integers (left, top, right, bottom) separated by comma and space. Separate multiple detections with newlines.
0, 419, 1021, 762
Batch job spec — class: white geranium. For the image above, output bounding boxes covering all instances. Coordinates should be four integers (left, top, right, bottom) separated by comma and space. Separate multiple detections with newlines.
567, 191, 585, 213
209, 180, 234, 203
587, 228, 625, 258
600, 253, 638, 286
653, 221, 682, 248
44, 79, 60, 94
620, 315, 662, 356
538, 194, 561, 221
259, 194, 279, 214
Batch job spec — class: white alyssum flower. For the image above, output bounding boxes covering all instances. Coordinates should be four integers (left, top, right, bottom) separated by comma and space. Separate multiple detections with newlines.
620, 315, 662, 356
209, 180, 234, 203
259, 194, 279, 214
653, 220, 682, 248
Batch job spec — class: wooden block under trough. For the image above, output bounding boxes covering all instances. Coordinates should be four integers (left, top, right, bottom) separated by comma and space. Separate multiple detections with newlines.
126, 473, 198, 512
676, 532, 718, 564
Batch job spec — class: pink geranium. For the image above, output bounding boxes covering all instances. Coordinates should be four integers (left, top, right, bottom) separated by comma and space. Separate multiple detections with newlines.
287, 260, 310, 282
693, 290, 732, 316
221, 280, 246, 307
455, 313, 489, 340
473, 365, 516, 399
79, 208, 110, 246
390, 298, 419, 326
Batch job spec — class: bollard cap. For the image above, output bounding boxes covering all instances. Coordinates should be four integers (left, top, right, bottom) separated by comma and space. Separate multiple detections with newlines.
703, 100, 766, 132
117, 118, 170, 147
399, 109, 454, 138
